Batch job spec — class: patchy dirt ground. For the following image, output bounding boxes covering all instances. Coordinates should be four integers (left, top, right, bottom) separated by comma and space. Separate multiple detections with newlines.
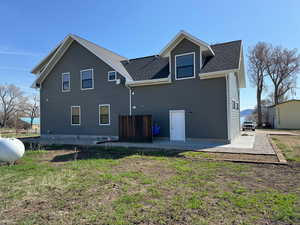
0, 147, 299, 225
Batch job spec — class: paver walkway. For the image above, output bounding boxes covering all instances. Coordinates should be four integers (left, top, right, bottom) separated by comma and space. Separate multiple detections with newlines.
252, 133, 275, 154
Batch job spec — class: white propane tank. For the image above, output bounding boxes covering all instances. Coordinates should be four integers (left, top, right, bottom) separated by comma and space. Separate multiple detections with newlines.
0, 138, 25, 162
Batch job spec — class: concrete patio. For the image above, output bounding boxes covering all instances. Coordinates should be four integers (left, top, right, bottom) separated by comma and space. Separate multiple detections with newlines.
21, 132, 276, 155
98, 133, 274, 155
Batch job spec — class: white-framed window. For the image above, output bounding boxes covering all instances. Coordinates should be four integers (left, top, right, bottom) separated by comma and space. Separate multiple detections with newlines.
99, 104, 110, 125
175, 52, 195, 80
80, 69, 94, 90
108, 71, 117, 81
62, 72, 70, 92
71, 106, 81, 125
232, 100, 236, 110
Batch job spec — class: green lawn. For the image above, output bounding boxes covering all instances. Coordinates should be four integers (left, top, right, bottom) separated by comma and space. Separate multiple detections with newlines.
0, 148, 299, 225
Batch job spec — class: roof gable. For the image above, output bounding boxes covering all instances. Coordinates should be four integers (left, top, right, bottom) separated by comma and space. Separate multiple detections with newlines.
32, 34, 133, 87
159, 30, 214, 57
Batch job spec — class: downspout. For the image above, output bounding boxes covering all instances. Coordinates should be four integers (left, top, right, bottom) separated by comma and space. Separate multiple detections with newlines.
126, 84, 132, 115
225, 73, 231, 142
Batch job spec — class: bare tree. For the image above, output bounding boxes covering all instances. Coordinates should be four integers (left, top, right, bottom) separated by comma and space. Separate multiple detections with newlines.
267, 89, 290, 105
248, 42, 269, 127
246, 99, 272, 123
0, 84, 27, 128
24, 94, 40, 128
266, 46, 300, 105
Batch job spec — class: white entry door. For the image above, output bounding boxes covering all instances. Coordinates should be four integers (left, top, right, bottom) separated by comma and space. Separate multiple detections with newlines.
169, 110, 186, 141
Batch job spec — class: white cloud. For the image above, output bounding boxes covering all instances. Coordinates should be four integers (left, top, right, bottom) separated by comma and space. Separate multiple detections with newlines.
0, 48, 43, 57
0, 66, 30, 72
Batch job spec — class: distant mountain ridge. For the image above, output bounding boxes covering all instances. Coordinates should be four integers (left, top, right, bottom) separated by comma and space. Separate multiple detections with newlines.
240, 109, 254, 117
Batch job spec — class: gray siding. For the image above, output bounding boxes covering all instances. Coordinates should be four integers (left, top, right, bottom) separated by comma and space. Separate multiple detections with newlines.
131, 38, 228, 141
40, 41, 129, 136
131, 78, 228, 140
39, 38, 231, 141
228, 72, 240, 140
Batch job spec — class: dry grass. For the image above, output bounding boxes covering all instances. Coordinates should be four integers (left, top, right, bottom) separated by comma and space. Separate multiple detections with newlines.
0, 128, 39, 138
0, 147, 299, 225
272, 135, 300, 163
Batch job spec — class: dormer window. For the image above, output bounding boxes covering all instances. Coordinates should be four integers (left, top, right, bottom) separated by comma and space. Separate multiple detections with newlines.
175, 52, 195, 80
108, 71, 117, 81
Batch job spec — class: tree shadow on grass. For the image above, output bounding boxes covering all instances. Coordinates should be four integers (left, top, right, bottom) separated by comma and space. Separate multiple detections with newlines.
49, 145, 189, 163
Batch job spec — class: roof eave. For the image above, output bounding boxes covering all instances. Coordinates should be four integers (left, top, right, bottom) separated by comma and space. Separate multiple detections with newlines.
159, 30, 215, 57
126, 75, 171, 87
199, 69, 238, 79
30, 38, 66, 74
238, 43, 246, 88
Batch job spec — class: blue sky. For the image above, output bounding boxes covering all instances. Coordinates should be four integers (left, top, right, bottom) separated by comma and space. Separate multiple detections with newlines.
1, 0, 300, 110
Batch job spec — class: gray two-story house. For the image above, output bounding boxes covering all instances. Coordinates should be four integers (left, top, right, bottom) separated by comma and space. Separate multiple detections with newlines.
31, 30, 245, 143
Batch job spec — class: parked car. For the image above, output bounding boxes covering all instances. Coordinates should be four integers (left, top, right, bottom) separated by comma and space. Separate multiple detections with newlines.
242, 121, 256, 131
262, 122, 272, 129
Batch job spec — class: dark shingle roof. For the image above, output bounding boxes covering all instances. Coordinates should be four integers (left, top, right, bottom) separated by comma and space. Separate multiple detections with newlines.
121, 40, 241, 81
121, 55, 169, 81
200, 40, 241, 74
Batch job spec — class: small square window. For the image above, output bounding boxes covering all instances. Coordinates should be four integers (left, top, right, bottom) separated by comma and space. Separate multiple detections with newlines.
99, 104, 110, 125
62, 73, 70, 92
108, 71, 117, 81
80, 69, 94, 90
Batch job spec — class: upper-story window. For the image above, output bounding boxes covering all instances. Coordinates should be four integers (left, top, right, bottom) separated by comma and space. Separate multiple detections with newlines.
62, 72, 70, 92
80, 69, 94, 90
175, 52, 195, 80
108, 71, 117, 81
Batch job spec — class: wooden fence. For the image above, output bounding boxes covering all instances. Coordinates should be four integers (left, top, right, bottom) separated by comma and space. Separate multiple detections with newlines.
119, 115, 152, 142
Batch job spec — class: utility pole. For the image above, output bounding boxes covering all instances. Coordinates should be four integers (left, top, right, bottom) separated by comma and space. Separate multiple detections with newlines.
15, 111, 18, 135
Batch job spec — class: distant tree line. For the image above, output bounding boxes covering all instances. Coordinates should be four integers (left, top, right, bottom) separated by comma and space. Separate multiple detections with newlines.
0, 84, 39, 129
248, 43, 300, 127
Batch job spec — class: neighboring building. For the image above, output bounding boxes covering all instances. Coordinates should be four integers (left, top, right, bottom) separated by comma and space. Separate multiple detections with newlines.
31, 30, 245, 143
20, 117, 40, 130
267, 100, 300, 129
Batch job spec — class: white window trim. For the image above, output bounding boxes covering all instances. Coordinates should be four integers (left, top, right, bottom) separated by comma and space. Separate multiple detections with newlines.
80, 68, 94, 90
108, 71, 117, 81
62, 72, 71, 92
175, 52, 196, 80
200, 48, 203, 69
71, 106, 81, 126
232, 99, 236, 110
99, 104, 111, 126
